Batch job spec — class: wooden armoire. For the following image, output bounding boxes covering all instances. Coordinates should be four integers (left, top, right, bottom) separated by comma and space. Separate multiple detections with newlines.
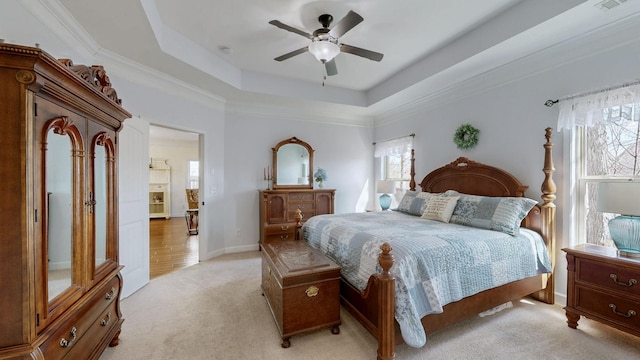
0, 43, 130, 359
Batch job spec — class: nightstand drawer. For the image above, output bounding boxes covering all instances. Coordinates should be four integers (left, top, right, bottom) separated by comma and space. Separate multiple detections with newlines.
576, 287, 640, 329
577, 258, 640, 296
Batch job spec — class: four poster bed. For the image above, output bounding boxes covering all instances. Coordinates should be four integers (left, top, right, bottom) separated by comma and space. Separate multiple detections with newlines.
295, 128, 557, 360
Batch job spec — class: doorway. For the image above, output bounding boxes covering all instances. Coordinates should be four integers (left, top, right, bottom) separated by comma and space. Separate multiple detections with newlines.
148, 125, 201, 278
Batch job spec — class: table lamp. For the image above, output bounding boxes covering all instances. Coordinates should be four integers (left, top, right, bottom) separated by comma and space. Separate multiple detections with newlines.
377, 180, 396, 211
597, 181, 640, 257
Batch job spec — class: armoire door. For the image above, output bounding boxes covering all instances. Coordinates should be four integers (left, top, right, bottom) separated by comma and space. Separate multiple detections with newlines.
34, 98, 87, 332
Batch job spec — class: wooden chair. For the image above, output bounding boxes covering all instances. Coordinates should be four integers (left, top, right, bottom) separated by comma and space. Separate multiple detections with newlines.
185, 189, 199, 235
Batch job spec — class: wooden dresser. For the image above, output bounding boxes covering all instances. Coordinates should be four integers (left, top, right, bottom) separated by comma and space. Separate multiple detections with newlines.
0, 43, 130, 359
564, 244, 640, 338
259, 189, 335, 245
261, 241, 341, 347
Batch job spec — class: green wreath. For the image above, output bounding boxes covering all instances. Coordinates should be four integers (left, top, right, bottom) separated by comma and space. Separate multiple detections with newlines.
453, 124, 479, 150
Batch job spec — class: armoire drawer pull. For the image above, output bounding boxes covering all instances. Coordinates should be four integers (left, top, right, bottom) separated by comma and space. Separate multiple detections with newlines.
609, 304, 637, 318
280, 235, 289, 240
59, 327, 77, 348
105, 287, 116, 300
280, 225, 289, 231
610, 274, 638, 287
101, 312, 112, 326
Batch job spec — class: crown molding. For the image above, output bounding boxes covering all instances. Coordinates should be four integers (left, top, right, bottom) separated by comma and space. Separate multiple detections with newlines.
95, 48, 226, 112
22, 0, 99, 60
225, 99, 373, 128
374, 11, 640, 126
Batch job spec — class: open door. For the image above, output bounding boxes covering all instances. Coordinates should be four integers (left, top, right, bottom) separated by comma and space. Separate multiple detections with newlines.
118, 118, 150, 298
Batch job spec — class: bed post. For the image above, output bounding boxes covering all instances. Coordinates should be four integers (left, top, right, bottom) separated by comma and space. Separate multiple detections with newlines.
376, 243, 396, 360
533, 127, 556, 304
409, 149, 416, 191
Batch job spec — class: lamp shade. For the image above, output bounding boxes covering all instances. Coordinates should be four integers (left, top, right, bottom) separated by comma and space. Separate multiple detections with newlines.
308, 41, 340, 63
597, 182, 640, 216
376, 180, 396, 194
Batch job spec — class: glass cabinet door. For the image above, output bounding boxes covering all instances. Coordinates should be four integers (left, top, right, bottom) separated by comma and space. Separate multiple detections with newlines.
35, 108, 87, 332
45, 125, 74, 302
89, 125, 118, 285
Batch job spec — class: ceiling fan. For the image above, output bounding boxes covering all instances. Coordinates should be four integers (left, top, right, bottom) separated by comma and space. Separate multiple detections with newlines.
269, 10, 384, 76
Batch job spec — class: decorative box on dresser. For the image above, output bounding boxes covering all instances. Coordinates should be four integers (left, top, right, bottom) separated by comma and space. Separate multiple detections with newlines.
0, 43, 130, 359
259, 189, 335, 245
564, 244, 640, 337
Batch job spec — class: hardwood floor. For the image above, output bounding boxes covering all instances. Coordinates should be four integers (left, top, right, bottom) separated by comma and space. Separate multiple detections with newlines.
149, 217, 199, 279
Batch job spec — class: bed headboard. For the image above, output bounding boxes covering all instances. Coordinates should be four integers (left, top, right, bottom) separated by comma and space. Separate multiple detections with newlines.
408, 129, 556, 306
418, 157, 528, 197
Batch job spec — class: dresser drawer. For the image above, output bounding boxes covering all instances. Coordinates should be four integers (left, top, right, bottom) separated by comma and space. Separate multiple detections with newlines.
577, 258, 640, 296
39, 276, 120, 359
575, 287, 640, 329
287, 192, 314, 202
264, 224, 296, 243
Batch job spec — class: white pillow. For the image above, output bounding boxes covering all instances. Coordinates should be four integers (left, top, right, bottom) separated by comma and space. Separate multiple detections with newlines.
420, 196, 460, 223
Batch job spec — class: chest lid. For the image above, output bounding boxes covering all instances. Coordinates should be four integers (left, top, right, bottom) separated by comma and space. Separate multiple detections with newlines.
264, 241, 340, 286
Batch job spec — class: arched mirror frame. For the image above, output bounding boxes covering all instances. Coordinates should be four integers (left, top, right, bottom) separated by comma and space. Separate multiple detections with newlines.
272, 137, 314, 189
89, 131, 117, 285
40, 116, 85, 319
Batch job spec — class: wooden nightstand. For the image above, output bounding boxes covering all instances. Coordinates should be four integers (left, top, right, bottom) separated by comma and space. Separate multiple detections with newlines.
563, 244, 640, 337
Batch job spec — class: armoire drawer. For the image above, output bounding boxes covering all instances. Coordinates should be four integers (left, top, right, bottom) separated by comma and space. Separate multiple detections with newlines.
39, 276, 120, 359
62, 301, 122, 360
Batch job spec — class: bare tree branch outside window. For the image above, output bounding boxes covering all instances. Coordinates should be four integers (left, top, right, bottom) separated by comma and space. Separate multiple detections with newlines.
583, 103, 640, 246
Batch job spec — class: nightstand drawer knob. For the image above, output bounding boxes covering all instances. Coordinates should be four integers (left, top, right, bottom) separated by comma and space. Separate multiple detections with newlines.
609, 304, 636, 318
610, 274, 638, 287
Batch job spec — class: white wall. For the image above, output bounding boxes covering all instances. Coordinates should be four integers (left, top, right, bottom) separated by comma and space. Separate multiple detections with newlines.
374, 37, 640, 302
223, 113, 373, 251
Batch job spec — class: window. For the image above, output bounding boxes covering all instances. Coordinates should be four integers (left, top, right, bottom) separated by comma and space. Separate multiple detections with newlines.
374, 135, 414, 191
571, 101, 640, 247
384, 151, 412, 190
187, 160, 199, 189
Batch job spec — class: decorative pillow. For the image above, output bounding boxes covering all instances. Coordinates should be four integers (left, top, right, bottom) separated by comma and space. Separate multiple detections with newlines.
421, 196, 460, 223
449, 195, 537, 235
396, 191, 438, 216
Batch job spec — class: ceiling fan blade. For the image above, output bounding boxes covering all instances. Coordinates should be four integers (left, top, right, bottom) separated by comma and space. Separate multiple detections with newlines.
340, 44, 384, 62
274, 47, 308, 61
328, 10, 363, 38
325, 59, 338, 76
268, 20, 312, 39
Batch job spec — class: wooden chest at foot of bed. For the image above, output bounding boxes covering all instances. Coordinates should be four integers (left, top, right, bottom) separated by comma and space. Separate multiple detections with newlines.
261, 241, 341, 348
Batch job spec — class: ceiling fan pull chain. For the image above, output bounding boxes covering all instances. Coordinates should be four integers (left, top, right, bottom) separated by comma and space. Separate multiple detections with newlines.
322, 66, 327, 86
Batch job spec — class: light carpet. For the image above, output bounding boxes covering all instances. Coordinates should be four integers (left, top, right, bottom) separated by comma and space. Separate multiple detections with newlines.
100, 251, 640, 360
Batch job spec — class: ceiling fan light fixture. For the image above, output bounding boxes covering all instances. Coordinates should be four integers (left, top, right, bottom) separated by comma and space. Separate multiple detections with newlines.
308, 41, 340, 63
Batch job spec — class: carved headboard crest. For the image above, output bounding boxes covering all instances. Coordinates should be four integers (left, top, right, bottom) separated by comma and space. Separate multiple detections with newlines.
58, 59, 122, 105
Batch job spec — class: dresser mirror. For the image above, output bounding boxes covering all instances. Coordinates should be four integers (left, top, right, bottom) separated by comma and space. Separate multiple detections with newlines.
272, 137, 314, 189
45, 127, 73, 301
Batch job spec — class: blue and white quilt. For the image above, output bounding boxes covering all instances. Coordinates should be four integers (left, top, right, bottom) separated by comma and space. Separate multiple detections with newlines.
301, 211, 551, 348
